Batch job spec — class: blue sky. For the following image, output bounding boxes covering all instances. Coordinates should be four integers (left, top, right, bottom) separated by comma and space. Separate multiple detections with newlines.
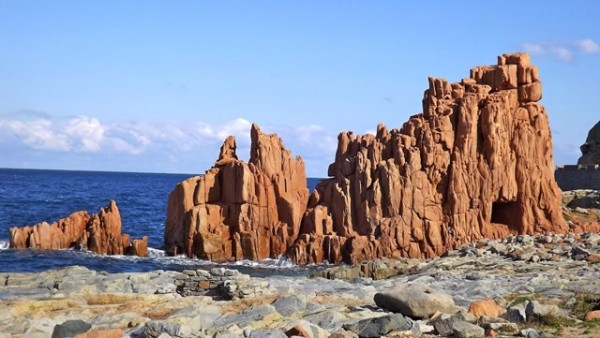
1, 1, 599, 176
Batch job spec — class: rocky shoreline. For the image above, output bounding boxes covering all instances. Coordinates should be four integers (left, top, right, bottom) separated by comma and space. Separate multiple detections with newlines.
2, 230, 600, 338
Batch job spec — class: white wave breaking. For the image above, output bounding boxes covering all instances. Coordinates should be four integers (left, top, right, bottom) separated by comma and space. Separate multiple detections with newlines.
106, 247, 301, 270
0, 240, 8, 250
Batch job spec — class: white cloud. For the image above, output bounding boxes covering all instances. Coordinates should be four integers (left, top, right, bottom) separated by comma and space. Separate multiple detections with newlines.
522, 38, 600, 62
0, 119, 70, 151
522, 42, 573, 61
64, 116, 105, 152
522, 42, 546, 55
290, 124, 337, 156
216, 118, 252, 145
295, 124, 325, 144
552, 46, 573, 61
576, 38, 600, 54
196, 122, 214, 138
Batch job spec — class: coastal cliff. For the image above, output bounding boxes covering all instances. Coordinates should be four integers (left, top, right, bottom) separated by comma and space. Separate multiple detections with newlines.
165, 53, 569, 264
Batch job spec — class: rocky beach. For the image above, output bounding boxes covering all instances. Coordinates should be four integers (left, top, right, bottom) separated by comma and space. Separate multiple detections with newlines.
2, 216, 600, 337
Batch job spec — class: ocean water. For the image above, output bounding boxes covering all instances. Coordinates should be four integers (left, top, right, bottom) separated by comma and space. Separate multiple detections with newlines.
0, 168, 321, 276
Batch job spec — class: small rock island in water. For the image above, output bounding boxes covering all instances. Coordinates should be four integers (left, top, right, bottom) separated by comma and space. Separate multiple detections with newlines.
2, 53, 600, 338
9, 200, 148, 257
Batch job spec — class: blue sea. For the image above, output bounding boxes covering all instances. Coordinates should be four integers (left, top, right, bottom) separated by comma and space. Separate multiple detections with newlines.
0, 168, 321, 276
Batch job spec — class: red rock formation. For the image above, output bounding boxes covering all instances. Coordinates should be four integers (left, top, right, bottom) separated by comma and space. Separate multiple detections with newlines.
289, 52, 567, 264
128, 236, 149, 257
86, 200, 132, 255
9, 211, 90, 250
9, 200, 147, 256
164, 124, 309, 261
165, 52, 567, 265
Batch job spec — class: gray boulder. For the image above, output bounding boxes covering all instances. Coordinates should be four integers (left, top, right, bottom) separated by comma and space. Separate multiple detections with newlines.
525, 300, 569, 322
342, 314, 412, 338
374, 284, 456, 319
272, 294, 307, 317
452, 320, 485, 338
303, 309, 347, 332
143, 321, 192, 337
430, 314, 461, 336
522, 328, 541, 338
503, 304, 527, 323
52, 320, 91, 338
567, 191, 600, 209
430, 311, 485, 336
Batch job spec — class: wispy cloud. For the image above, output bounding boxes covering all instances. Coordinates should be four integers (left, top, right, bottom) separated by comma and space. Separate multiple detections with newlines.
575, 38, 600, 54
522, 38, 599, 62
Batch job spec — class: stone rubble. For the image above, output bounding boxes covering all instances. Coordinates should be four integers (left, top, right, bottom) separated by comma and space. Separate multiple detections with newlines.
174, 267, 273, 300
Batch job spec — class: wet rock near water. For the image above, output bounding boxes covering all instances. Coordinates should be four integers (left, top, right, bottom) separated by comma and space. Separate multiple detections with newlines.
9, 200, 148, 257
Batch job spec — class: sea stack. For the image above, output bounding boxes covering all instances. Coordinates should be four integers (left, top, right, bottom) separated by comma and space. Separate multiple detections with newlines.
164, 124, 309, 261
165, 52, 567, 264
9, 200, 148, 256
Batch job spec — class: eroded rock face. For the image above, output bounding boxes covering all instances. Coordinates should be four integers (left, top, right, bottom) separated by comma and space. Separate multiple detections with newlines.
164, 124, 309, 261
9, 200, 147, 256
578, 120, 600, 165
289, 52, 566, 264
9, 211, 90, 251
165, 53, 566, 265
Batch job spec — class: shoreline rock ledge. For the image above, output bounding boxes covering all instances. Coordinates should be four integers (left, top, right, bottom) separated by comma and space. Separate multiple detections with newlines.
166, 52, 571, 264
9, 200, 148, 256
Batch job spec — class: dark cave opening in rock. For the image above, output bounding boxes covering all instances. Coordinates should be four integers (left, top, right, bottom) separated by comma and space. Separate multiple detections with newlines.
491, 200, 521, 230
